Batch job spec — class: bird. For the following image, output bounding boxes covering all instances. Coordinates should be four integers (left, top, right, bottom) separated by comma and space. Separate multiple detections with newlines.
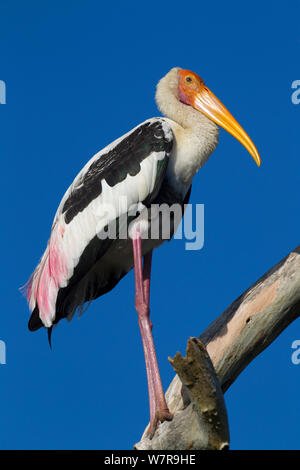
24, 67, 261, 438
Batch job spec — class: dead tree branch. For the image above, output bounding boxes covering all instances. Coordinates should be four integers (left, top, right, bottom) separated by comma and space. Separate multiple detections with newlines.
135, 245, 300, 450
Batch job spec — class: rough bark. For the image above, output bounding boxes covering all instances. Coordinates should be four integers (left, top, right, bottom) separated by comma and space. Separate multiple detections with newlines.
135, 245, 300, 450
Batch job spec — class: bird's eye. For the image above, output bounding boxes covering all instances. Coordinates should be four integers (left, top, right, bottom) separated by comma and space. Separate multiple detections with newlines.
186, 77, 192, 83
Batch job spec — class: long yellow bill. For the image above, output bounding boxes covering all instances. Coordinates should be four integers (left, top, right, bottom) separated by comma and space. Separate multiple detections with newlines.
192, 86, 261, 166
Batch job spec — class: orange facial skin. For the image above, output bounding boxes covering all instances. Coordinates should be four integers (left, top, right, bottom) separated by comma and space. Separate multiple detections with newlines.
178, 69, 205, 106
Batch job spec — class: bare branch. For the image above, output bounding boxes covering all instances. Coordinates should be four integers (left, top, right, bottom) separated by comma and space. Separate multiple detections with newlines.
135, 245, 300, 450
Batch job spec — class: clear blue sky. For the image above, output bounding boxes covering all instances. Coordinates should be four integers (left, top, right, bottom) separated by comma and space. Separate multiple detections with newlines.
0, 0, 300, 450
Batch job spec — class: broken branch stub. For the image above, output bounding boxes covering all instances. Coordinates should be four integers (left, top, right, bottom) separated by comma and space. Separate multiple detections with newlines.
169, 337, 230, 450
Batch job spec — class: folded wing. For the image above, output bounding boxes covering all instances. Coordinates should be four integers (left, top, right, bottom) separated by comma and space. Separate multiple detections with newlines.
25, 118, 173, 330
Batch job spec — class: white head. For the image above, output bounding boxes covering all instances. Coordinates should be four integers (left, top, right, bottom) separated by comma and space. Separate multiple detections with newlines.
156, 67, 261, 167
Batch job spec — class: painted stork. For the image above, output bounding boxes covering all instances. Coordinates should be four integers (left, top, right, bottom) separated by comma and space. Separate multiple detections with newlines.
24, 67, 260, 437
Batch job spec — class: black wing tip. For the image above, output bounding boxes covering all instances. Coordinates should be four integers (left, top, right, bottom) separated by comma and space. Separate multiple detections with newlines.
28, 308, 53, 350
47, 326, 53, 350
28, 307, 43, 332
28, 308, 54, 349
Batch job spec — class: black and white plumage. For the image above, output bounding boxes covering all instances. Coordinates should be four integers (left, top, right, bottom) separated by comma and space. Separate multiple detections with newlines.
27, 117, 186, 331
24, 67, 260, 436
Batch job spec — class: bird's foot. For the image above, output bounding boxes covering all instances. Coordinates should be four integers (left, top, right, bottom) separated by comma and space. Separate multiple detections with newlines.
147, 408, 173, 440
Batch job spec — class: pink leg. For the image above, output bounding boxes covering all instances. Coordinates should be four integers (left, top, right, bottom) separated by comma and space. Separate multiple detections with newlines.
142, 251, 152, 330
132, 229, 172, 438
141, 251, 156, 426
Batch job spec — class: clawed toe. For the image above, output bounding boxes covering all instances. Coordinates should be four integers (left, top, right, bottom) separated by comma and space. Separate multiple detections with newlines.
147, 409, 173, 439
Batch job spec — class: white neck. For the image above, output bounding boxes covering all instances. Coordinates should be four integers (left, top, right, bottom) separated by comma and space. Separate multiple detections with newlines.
155, 68, 219, 192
